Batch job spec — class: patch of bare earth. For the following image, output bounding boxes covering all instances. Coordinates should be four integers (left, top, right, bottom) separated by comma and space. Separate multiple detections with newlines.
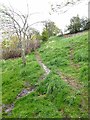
16, 86, 35, 99
2, 103, 14, 116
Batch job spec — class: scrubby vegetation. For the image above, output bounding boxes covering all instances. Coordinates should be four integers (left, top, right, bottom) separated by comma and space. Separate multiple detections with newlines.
1, 37, 40, 60
1, 31, 88, 118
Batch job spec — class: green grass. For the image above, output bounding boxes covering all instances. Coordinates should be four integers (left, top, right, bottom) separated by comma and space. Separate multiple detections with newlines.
38, 31, 88, 118
39, 32, 88, 85
1, 31, 88, 118
2, 53, 44, 104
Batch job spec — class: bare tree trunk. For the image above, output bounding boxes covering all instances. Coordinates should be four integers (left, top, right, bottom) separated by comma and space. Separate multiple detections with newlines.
21, 34, 26, 65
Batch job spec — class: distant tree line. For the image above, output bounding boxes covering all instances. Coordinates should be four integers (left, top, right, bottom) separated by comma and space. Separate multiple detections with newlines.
66, 15, 90, 34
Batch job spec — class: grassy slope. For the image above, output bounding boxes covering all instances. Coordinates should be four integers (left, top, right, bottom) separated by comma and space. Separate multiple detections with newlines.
38, 31, 88, 118
1, 31, 88, 118
2, 54, 44, 104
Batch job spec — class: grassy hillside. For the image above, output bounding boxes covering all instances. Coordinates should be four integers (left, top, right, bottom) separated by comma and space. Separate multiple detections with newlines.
1, 31, 88, 118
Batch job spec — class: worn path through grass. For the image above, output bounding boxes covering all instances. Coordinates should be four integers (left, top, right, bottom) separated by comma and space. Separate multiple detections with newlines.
2, 51, 52, 117
2, 31, 88, 118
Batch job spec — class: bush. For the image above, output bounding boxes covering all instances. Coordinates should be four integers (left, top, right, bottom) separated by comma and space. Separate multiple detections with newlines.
1, 39, 40, 59
29, 39, 40, 51
41, 29, 49, 41
2, 48, 21, 59
1, 38, 22, 59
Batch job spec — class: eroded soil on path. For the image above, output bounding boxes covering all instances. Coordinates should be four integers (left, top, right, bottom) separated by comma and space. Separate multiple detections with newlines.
35, 51, 50, 80
56, 69, 82, 89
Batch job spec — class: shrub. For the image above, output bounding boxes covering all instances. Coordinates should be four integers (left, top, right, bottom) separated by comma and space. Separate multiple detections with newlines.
1, 38, 22, 59
2, 48, 21, 59
41, 29, 49, 41
29, 39, 40, 51
1, 39, 40, 59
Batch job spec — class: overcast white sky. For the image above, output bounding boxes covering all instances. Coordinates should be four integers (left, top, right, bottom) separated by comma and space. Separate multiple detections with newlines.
0, 0, 88, 33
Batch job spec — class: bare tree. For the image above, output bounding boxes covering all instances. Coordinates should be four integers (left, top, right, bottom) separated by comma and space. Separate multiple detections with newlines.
0, 5, 30, 65
0, 4, 45, 65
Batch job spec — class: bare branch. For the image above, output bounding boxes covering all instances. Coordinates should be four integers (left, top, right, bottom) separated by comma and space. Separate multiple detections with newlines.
50, 0, 85, 14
